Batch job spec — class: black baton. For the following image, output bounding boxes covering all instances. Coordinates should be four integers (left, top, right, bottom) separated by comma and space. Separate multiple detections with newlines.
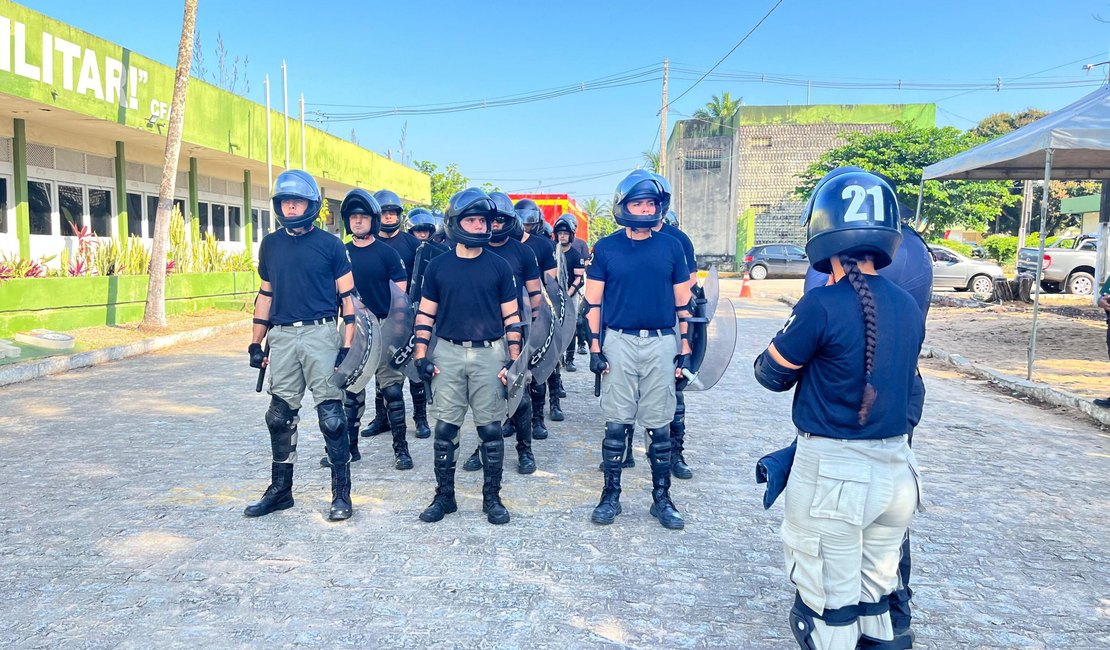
254, 342, 269, 393
594, 372, 601, 397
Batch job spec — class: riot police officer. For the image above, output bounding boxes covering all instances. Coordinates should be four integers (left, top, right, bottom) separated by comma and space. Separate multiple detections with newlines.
320, 190, 408, 472
585, 169, 693, 531
462, 192, 543, 474
246, 170, 357, 521
414, 188, 525, 525
755, 168, 923, 649
515, 198, 560, 440
553, 214, 585, 372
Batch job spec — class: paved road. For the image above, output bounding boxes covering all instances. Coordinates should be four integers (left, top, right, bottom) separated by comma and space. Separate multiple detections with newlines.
0, 296, 1106, 649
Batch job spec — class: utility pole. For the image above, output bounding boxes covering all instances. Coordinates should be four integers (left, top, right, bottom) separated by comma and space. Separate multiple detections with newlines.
659, 59, 668, 176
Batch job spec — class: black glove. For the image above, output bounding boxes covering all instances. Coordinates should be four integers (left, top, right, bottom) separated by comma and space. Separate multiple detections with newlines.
248, 343, 266, 369
675, 353, 692, 390
415, 357, 436, 382
335, 347, 350, 368
589, 352, 608, 375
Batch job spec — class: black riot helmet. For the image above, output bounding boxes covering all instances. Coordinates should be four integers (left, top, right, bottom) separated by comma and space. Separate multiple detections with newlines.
514, 198, 545, 234
800, 167, 902, 274
663, 210, 679, 228
407, 207, 437, 237
445, 187, 496, 248
553, 213, 577, 236
373, 189, 405, 233
612, 169, 669, 229
488, 191, 520, 243
271, 170, 322, 230
340, 188, 382, 239
540, 219, 554, 239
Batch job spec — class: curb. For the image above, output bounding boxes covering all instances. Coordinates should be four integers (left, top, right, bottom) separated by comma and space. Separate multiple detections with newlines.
775, 294, 1110, 427
0, 319, 251, 388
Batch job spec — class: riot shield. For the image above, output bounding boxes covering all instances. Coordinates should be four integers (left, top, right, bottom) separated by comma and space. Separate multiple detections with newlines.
331, 295, 382, 391
503, 352, 530, 418
702, 265, 720, 323
383, 281, 415, 370
527, 300, 560, 384
545, 275, 576, 353
684, 297, 737, 392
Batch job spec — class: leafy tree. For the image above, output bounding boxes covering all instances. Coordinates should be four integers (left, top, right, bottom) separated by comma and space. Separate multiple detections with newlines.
969, 109, 1047, 139
581, 197, 617, 245
411, 161, 499, 211
642, 150, 660, 173
794, 122, 1019, 238
692, 91, 742, 136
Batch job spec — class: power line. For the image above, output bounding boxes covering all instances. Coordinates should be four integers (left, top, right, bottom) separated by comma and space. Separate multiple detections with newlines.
463, 156, 641, 175
661, 0, 787, 113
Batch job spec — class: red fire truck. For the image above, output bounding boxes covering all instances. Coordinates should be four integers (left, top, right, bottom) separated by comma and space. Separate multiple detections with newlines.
507, 193, 588, 240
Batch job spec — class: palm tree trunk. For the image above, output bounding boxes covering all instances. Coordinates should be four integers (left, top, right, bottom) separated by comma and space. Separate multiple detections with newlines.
141, 0, 198, 330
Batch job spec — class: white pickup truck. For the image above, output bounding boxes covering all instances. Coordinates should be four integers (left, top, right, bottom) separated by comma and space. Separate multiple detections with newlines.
1016, 234, 1097, 295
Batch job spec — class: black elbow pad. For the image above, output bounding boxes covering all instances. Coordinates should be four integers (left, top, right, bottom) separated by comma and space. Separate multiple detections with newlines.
753, 350, 800, 392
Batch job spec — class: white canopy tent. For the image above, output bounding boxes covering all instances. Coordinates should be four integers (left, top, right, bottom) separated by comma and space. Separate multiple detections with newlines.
919, 84, 1110, 380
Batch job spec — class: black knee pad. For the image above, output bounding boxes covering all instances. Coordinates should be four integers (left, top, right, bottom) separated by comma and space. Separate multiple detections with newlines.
434, 420, 461, 442
477, 423, 504, 466
433, 420, 460, 466
602, 422, 626, 464
547, 369, 560, 389
343, 389, 366, 424
382, 381, 407, 429
788, 602, 819, 650
265, 397, 298, 463
647, 427, 672, 464
317, 399, 345, 439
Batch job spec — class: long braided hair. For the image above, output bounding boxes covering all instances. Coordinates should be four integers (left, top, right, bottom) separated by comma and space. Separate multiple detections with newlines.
839, 254, 878, 425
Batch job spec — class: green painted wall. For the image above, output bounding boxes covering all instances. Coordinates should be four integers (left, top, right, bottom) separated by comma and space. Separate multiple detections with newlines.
0, 1, 429, 203
0, 271, 255, 337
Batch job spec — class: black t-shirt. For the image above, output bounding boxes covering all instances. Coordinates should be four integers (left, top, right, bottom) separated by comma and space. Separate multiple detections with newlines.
485, 239, 540, 313
587, 231, 687, 330
258, 228, 351, 325
660, 223, 697, 275
523, 234, 558, 275
346, 240, 407, 319
378, 231, 421, 281
423, 250, 517, 341
772, 275, 924, 440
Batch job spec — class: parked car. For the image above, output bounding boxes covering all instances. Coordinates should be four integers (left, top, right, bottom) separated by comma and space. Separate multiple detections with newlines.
929, 244, 1005, 293
742, 243, 808, 280
1015, 233, 1096, 295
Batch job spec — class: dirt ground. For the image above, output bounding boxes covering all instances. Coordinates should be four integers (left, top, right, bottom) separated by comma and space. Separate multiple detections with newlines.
924, 296, 1110, 399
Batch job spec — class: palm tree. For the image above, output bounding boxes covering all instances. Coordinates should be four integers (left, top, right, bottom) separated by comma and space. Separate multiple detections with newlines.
642, 150, 661, 173
581, 197, 617, 246
692, 91, 742, 137
142, 0, 197, 330
580, 197, 610, 220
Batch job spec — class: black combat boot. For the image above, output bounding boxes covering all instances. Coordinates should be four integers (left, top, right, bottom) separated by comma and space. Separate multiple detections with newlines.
591, 423, 626, 524
576, 341, 587, 356
420, 429, 459, 523
462, 446, 483, 471
564, 348, 577, 372
410, 380, 432, 439
384, 383, 413, 470
647, 427, 685, 530
478, 424, 510, 525
514, 398, 536, 474
360, 388, 387, 437
244, 463, 295, 517
549, 391, 564, 422
670, 392, 692, 479
328, 463, 353, 521
530, 381, 549, 440
554, 373, 567, 399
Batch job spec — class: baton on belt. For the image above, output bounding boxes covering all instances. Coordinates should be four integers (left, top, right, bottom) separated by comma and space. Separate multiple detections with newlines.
254, 342, 270, 393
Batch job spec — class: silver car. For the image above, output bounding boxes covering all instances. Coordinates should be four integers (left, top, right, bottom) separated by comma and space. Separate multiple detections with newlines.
929, 245, 1005, 293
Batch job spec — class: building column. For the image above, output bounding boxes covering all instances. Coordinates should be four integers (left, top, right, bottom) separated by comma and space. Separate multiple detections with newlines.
243, 169, 252, 253
188, 156, 199, 243
13, 119, 29, 259
115, 141, 127, 243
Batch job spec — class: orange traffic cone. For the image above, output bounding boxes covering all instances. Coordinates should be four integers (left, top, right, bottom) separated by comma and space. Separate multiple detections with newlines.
739, 271, 752, 299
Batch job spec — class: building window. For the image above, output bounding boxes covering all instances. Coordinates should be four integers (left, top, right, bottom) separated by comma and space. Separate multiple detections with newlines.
89, 188, 112, 237
147, 196, 160, 238
685, 148, 722, 170
212, 204, 226, 241
0, 177, 8, 233
127, 192, 144, 237
59, 184, 84, 236
750, 203, 771, 214
228, 206, 241, 242
750, 136, 772, 147
198, 202, 210, 236
29, 181, 52, 235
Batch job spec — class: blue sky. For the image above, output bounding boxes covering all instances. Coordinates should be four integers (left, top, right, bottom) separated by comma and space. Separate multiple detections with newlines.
21, 0, 1110, 202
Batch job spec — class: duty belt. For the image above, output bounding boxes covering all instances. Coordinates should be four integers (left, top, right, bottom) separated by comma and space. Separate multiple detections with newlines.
441, 337, 500, 348
276, 316, 337, 328
612, 327, 674, 338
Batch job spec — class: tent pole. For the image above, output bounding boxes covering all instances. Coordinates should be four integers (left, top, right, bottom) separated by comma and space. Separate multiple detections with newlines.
913, 178, 925, 231
1028, 149, 1054, 381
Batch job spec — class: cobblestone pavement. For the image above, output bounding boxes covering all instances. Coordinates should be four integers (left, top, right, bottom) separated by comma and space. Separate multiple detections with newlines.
0, 296, 1107, 649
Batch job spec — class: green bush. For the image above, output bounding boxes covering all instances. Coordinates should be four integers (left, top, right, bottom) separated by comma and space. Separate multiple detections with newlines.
929, 239, 973, 258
